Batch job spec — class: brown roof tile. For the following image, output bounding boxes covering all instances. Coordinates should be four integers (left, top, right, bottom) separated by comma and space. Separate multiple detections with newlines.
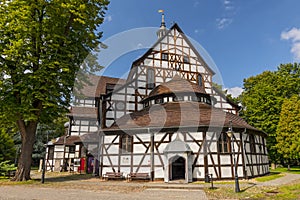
146, 75, 207, 100
75, 74, 125, 98
52, 135, 81, 145
107, 101, 261, 133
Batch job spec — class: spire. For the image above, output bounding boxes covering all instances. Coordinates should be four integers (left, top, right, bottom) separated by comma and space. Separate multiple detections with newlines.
157, 10, 167, 39
160, 12, 166, 28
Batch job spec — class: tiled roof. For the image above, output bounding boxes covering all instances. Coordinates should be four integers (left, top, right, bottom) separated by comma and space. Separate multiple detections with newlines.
67, 106, 98, 119
106, 101, 262, 133
75, 74, 125, 98
52, 135, 81, 145
146, 75, 207, 100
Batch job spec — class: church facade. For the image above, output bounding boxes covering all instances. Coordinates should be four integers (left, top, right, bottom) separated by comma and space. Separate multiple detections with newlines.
45, 15, 269, 182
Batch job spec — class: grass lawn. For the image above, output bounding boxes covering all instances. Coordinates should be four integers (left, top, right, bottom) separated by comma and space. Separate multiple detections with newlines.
271, 166, 300, 174
204, 166, 300, 199
204, 179, 300, 200
255, 172, 284, 182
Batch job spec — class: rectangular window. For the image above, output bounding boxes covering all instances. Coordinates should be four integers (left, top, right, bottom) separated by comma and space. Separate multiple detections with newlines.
155, 98, 163, 104
121, 135, 133, 153
161, 53, 168, 61
147, 68, 155, 89
183, 55, 190, 63
218, 133, 230, 153
249, 135, 256, 153
69, 146, 75, 153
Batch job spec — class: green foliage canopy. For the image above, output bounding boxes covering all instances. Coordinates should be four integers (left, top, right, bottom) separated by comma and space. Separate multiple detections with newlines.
0, 0, 109, 181
0, 0, 109, 123
240, 63, 300, 162
276, 95, 300, 161
0, 129, 15, 163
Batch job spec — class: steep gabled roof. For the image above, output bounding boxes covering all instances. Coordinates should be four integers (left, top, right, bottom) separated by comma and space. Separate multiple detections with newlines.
75, 74, 125, 98
131, 23, 215, 75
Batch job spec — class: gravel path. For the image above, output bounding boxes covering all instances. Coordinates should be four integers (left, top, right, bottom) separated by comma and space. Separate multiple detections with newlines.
0, 185, 208, 200
256, 173, 300, 186
1, 172, 299, 200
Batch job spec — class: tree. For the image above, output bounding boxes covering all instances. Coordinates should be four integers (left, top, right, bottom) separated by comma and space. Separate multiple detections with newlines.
276, 95, 300, 168
0, 0, 109, 181
240, 63, 300, 163
0, 129, 15, 163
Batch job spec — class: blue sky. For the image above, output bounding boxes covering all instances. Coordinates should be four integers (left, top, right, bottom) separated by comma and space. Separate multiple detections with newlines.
97, 0, 300, 97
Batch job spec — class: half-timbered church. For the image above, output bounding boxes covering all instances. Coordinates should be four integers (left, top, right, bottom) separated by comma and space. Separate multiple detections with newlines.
45, 13, 269, 182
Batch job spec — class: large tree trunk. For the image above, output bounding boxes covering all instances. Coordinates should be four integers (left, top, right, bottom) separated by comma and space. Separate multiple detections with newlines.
11, 120, 37, 181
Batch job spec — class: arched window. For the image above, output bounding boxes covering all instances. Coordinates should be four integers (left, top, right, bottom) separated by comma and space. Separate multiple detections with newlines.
218, 132, 230, 153
198, 74, 203, 87
147, 68, 155, 89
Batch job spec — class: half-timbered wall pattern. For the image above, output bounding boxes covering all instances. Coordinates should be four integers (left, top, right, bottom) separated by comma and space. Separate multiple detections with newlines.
100, 130, 269, 180
103, 25, 238, 128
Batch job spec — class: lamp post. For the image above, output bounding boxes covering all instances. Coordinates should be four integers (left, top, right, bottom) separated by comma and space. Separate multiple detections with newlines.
226, 120, 240, 193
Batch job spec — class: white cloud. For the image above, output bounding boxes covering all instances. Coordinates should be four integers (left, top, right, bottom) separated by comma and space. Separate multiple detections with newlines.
281, 27, 300, 60
216, 18, 233, 29
226, 87, 243, 98
291, 42, 300, 60
105, 15, 112, 22
224, 0, 231, 5
193, 0, 200, 7
223, 0, 233, 10
281, 27, 300, 42
216, 0, 235, 29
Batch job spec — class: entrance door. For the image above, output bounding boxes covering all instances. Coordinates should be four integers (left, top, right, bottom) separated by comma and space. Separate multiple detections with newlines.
170, 156, 185, 180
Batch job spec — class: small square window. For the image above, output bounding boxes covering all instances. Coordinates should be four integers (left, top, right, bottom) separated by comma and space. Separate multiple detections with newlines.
183, 56, 189, 63
173, 96, 183, 102
192, 96, 198, 102
155, 98, 163, 104
161, 53, 168, 61
69, 146, 75, 153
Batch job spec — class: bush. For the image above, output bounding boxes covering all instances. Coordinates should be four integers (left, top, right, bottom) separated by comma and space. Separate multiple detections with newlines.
0, 161, 16, 176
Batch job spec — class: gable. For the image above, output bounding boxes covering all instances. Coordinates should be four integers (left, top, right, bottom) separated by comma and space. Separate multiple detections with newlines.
132, 23, 215, 76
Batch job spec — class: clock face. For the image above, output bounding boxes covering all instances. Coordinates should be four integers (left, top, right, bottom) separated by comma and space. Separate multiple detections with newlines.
116, 101, 125, 110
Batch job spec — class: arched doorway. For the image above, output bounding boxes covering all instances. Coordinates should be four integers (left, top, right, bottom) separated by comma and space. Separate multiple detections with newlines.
170, 156, 185, 180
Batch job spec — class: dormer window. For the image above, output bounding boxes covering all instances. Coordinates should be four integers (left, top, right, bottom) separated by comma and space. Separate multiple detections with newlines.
192, 96, 199, 102
155, 98, 163, 104
173, 96, 183, 102
161, 53, 168, 61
